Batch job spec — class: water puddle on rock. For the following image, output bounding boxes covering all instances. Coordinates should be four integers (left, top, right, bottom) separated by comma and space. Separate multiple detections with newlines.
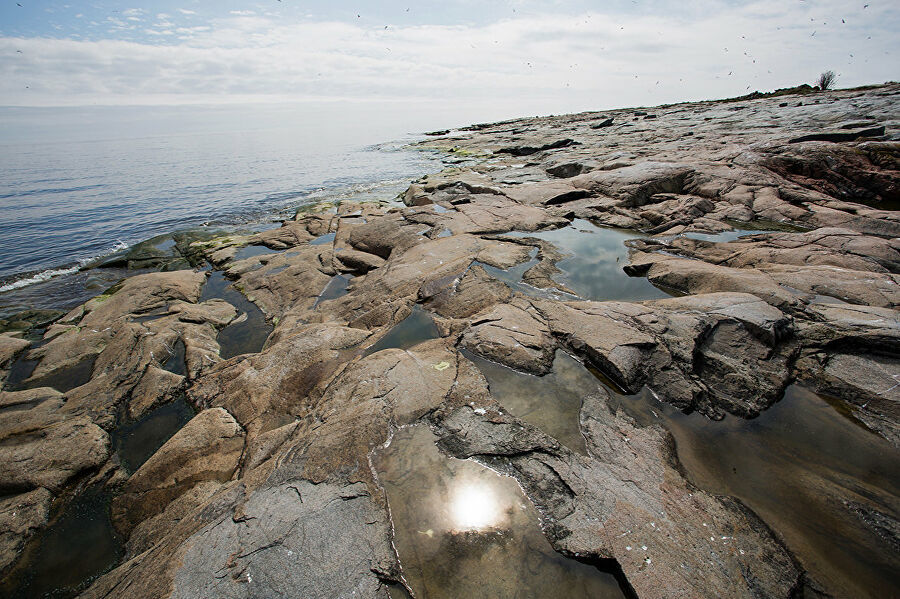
364, 306, 439, 357
0, 485, 123, 599
113, 396, 195, 473
372, 424, 630, 599
131, 307, 170, 323
504, 219, 671, 301
162, 338, 186, 376
310, 232, 336, 246
232, 245, 280, 261
462, 349, 591, 455
681, 219, 811, 243
3, 353, 96, 393
602, 383, 900, 598
200, 271, 272, 359
313, 273, 351, 307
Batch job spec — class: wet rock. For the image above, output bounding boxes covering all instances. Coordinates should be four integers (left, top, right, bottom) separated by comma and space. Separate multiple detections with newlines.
111, 407, 244, 536
98, 233, 189, 271
0, 309, 64, 334
123, 480, 223, 558
0, 487, 53, 572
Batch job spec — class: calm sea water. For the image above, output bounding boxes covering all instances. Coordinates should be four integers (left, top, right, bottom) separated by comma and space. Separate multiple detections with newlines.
0, 101, 464, 301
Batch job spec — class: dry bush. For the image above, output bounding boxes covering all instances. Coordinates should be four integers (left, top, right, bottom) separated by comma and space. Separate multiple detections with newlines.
816, 70, 836, 90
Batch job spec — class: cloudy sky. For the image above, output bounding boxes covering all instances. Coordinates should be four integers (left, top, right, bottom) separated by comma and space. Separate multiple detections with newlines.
0, 0, 897, 116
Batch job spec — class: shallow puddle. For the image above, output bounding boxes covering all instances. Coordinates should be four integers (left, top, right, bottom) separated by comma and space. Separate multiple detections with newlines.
462, 349, 591, 455
602, 383, 900, 598
310, 232, 336, 246
2, 350, 39, 391
200, 271, 272, 359
505, 219, 671, 301
680, 229, 769, 242
113, 396, 195, 473
131, 307, 170, 323
4, 353, 96, 393
232, 245, 280, 261
372, 425, 630, 599
313, 273, 351, 307
363, 305, 439, 357
0, 485, 123, 599
681, 219, 811, 243
162, 338, 186, 376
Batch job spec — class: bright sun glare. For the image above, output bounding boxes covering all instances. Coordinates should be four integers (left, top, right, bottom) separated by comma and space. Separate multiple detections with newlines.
451, 484, 499, 530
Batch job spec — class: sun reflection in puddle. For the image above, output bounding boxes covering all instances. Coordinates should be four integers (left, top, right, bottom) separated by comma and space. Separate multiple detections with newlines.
451, 483, 501, 531
373, 424, 627, 598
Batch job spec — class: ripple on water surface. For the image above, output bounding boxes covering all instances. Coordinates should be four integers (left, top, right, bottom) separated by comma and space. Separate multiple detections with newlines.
373, 424, 631, 599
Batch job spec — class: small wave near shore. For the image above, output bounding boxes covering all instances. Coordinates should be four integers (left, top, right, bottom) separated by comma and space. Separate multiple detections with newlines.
0, 240, 129, 293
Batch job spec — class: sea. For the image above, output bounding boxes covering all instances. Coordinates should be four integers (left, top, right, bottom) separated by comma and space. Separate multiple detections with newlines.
0, 100, 499, 316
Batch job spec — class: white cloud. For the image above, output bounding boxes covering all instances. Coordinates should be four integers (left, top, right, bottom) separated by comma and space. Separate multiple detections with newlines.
178, 9, 197, 15
0, 0, 896, 112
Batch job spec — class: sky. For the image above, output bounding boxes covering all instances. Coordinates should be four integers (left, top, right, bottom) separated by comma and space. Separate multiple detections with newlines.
0, 0, 898, 119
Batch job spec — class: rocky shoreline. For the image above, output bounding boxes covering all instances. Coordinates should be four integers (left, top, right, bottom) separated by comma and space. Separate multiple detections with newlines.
1, 83, 898, 598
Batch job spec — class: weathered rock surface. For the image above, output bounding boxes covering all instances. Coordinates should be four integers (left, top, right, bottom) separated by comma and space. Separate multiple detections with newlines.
0, 405, 109, 493
4, 84, 900, 599
111, 408, 244, 536
461, 298, 556, 374
0, 487, 53, 572
189, 323, 370, 438
0, 335, 28, 369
